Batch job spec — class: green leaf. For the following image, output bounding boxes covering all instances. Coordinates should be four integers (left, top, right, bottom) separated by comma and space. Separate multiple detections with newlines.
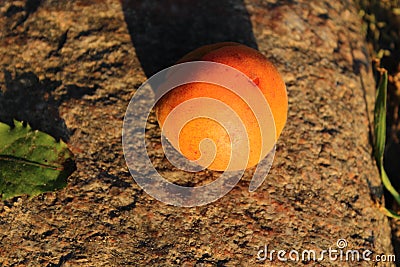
0, 120, 75, 200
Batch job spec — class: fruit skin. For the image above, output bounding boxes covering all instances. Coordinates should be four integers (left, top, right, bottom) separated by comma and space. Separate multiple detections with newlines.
155, 42, 288, 171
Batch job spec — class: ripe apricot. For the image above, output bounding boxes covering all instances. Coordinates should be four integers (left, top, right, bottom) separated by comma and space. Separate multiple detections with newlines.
155, 42, 287, 171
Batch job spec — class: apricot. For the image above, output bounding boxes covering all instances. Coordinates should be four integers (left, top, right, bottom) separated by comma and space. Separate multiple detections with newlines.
155, 42, 287, 171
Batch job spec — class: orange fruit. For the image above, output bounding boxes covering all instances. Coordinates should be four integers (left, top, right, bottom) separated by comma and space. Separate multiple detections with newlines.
155, 42, 287, 171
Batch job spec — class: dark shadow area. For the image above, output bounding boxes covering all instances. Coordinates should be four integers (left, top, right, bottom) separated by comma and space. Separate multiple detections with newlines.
0, 70, 98, 142
121, 0, 258, 77
0, 70, 69, 141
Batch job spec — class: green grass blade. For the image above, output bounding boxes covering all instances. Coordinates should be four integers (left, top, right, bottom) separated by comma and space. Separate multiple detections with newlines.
380, 206, 400, 219
373, 70, 400, 207
374, 70, 388, 166
381, 165, 400, 205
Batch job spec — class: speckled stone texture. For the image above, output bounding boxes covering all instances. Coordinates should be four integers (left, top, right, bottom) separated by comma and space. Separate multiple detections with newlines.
0, 0, 395, 266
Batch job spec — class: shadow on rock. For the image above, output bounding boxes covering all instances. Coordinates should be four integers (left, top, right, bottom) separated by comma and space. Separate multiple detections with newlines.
122, 0, 258, 77
0, 70, 69, 141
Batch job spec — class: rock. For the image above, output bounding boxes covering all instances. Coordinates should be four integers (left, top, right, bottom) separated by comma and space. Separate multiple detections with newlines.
0, 0, 394, 266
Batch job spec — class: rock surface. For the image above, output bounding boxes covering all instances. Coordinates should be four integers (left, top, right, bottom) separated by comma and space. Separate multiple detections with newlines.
0, 0, 394, 266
